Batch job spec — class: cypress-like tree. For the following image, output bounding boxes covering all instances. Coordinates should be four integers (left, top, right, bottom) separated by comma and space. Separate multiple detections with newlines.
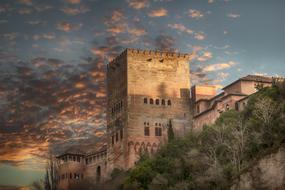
168, 119, 174, 142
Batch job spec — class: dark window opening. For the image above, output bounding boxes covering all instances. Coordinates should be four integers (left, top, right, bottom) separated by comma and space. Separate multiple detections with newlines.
150, 98, 154, 104
96, 166, 101, 182
144, 127, 150, 136
116, 132, 118, 142
161, 99, 165, 105
155, 99, 159, 105
197, 105, 200, 114
155, 127, 162, 136
144, 98, 147, 104
167, 100, 171, 106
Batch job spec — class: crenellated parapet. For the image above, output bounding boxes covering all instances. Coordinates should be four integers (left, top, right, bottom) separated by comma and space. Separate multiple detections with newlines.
126, 48, 192, 59
108, 48, 193, 69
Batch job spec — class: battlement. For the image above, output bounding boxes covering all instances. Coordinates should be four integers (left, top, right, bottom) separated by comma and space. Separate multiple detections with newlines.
108, 48, 192, 68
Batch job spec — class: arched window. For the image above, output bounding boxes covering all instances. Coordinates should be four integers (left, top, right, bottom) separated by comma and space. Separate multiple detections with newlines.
161, 99, 165, 105
150, 98, 154, 104
96, 166, 101, 182
167, 100, 171, 106
155, 99, 159, 105
144, 98, 147, 104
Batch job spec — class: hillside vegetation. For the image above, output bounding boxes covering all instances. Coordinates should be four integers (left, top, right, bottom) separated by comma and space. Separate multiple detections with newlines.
112, 81, 285, 190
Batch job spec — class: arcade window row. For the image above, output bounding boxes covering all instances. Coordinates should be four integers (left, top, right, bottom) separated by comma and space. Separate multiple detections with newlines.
143, 98, 171, 106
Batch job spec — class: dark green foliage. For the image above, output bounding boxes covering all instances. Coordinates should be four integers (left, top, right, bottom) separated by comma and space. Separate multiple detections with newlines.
167, 119, 175, 142
118, 84, 285, 190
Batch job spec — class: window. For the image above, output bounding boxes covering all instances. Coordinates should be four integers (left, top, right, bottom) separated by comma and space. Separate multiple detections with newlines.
226, 104, 230, 110
150, 98, 154, 104
116, 132, 118, 142
144, 127, 150, 136
70, 173, 72, 179
161, 99, 165, 105
73, 156, 76, 161
155, 99, 159, 105
86, 158, 88, 164
155, 127, 162, 136
120, 129, 123, 139
77, 156, 80, 162
167, 100, 171, 106
144, 98, 147, 104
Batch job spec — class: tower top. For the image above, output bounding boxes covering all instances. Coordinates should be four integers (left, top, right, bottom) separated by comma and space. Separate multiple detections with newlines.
108, 48, 193, 67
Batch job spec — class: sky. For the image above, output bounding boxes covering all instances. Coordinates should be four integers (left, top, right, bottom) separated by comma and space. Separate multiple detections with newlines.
0, 0, 285, 188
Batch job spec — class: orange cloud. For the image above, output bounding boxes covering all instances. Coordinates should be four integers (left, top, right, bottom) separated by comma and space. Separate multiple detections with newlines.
188, 9, 204, 19
61, 5, 90, 15
197, 51, 212, 62
148, 8, 168, 17
127, 0, 149, 9
203, 61, 236, 72
168, 23, 193, 34
128, 28, 147, 36
56, 22, 82, 32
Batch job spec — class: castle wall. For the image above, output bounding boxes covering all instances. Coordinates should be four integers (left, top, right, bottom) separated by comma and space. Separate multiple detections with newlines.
126, 49, 192, 168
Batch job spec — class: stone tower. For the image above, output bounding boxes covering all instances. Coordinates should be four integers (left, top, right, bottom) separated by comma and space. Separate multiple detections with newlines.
107, 48, 192, 171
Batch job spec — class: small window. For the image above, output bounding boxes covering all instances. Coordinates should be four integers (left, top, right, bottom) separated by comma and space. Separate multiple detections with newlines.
147, 122, 149, 126
144, 127, 150, 136
155, 127, 162, 136
144, 98, 147, 104
167, 100, 171, 106
161, 99, 165, 105
116, 132, 119, 142
155, 99, 159, 105
144, 122, 146, 125
150, 98, 154, 104
70, 173, 72, 179
86, 158, 88, 164
77, 156, 80, 162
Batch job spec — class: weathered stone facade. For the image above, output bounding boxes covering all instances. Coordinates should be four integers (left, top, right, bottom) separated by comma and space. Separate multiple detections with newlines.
107, 48, 193, 170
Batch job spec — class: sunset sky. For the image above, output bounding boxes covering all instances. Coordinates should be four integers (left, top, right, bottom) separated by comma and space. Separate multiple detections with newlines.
0, 0, 285, 187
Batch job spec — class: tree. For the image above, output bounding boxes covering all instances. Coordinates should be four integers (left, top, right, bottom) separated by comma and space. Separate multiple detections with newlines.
168, 119, 174, 142
44, 153, 59, 190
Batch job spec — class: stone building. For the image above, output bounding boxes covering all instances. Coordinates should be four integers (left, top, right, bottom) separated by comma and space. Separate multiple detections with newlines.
107, 48, 193, 170
191, 75, 273, 130
56, 48, 280, 190
57, 48, 193, 189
